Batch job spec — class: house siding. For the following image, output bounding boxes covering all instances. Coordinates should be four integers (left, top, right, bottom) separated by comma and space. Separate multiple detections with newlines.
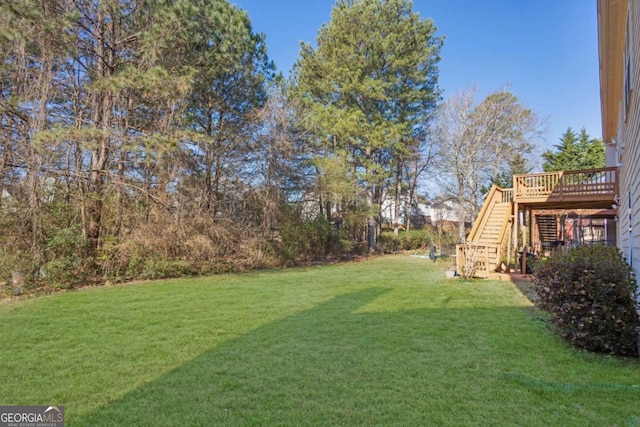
605, 143, 617, 166
616, 0, 640, 274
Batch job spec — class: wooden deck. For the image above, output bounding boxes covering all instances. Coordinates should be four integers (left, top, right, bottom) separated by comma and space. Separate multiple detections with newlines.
513, 167, 618, 208
457, 167, 619, 278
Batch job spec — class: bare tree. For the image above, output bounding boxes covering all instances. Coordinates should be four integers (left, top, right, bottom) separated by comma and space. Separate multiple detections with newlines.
253, 84, 311, 235
432, 86, 542, 241
404, 135, 435, 232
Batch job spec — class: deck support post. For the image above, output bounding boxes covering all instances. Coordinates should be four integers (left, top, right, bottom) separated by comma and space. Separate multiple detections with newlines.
505, 214, 513, 273
522, 207, 528, 274
512, 202, 519, 273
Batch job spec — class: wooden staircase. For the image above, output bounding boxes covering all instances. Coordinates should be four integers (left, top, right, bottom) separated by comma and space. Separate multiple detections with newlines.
475, 202, 511, 245
536, 215, 559, 254
455, 167, 618, 278
537, 215, 557, 242
457, 186, 513, 278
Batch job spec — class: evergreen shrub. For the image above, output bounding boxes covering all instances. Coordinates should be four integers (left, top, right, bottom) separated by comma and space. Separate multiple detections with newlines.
140, 259, 195, 280
378, 230, 432, 253
41, 227, 89, 289
534, 244, 640, 356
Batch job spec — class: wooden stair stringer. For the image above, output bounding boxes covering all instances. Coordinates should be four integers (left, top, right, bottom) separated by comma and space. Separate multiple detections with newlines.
463, 186, 513, 276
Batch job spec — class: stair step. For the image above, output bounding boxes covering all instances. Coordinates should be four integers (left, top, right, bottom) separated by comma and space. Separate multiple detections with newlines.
537, 215, 558, 241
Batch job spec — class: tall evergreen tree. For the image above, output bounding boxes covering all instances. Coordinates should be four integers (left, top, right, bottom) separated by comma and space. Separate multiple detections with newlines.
491, 152, 532, 189
0, 0, 280, 284
542, 127, 605, 172
158, 0, 275, 214
578, 127, 606, 169
293, 0, 442, 251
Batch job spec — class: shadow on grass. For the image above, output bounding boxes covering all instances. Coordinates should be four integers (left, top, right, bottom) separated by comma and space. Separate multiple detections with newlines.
73, 288, 640, 427
511, 279, 539, 304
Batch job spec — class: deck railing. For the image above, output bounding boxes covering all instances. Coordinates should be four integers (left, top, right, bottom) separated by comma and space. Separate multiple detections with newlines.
501, 189, 514, 203
513, 167, 618, 203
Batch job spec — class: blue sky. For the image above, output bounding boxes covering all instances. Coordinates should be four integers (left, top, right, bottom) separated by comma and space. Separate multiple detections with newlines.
230, 0, 601, 156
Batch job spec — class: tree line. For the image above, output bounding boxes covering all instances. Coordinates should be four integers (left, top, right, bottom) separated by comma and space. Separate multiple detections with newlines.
1, 0, 549, 289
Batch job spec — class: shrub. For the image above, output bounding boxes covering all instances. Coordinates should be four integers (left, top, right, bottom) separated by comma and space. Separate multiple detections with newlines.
140, 259, 195, 280
534, 245, 640, 356
41, 256, 87, 290
276, 206, 355, 263
377, 232, 401, 253
377, 230, 433, 253
401, 229, 432, 251
41, 227, 90, 289
457, 243, 481, 279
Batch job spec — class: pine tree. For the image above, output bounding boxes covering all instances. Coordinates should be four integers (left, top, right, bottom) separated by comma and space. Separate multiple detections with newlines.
491, 152, 532, 188
293, 0, 442, 251
578, 127, 605, 170
542, 127, 604, 172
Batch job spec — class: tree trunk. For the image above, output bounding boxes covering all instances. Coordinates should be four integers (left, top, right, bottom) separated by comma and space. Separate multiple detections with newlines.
367, 214, 376, 252
458, 181, 466, 242
0, 138, 8, 210
393, 160, 402, 235
406, 160, 418, 233
365, 145, 376, 252
367, 185, 376, 252
84, 9, 114, 259
86, 133, 109, 257
27, 151, 41, 261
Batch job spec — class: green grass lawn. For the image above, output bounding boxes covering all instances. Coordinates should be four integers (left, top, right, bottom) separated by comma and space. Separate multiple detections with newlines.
1, 256, 639, 426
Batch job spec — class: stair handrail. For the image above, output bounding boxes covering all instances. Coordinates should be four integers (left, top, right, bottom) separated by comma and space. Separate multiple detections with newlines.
466, 185, 503, 242
495, 201, 513, 244
495, 215, 513, 273
501, 189, 514, 203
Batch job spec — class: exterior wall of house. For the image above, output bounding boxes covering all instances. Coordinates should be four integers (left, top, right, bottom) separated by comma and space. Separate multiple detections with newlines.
600, 0, 640, 278
614, 1, 640, 274
605, 143, 616, 167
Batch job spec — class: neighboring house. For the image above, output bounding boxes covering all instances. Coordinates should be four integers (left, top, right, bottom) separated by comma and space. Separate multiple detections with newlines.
598, 0, 640, 279
418, 199, 460, 224
380, 195, 459, 230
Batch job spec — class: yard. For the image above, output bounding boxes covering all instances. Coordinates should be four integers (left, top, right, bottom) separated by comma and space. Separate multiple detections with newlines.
1, 256, 639, 426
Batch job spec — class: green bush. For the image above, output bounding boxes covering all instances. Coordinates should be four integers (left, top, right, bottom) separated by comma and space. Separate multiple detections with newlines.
41, 256, 87, 290
377, 232, 401, 253
534, 245, 640, 356
140, 259, 195, 280
41, 227, 89, 289
276, 205, 355, 263
378, 230, 433, 253
401, 229, 432, 250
